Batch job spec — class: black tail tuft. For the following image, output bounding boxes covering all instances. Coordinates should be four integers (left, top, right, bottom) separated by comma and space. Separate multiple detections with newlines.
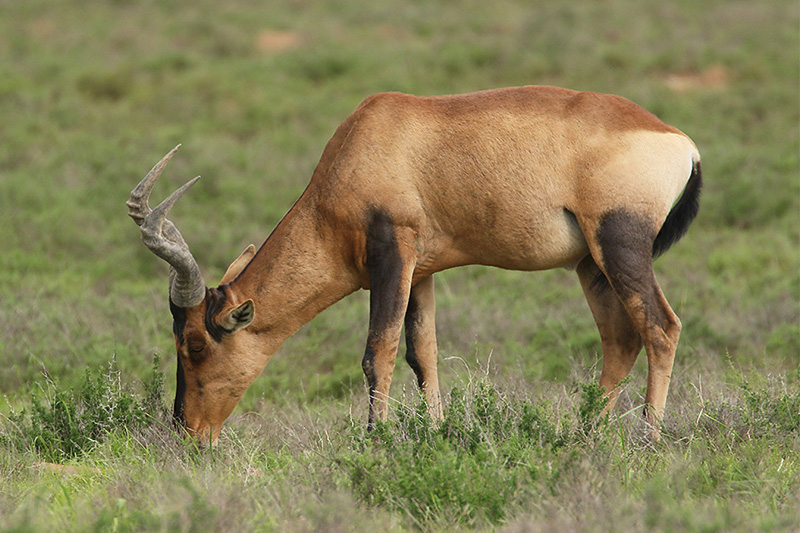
652, 159, 702, 259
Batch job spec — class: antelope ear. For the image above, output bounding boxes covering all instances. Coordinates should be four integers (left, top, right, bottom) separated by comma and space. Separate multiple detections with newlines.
217, 299, 255, 334
220, 244, 256, 285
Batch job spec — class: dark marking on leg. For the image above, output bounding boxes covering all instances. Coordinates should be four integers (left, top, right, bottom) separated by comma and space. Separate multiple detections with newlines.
362, 345, 377, 387
596, 211, 673, 351
361, 345, 378, 427
362, 208, 411, 429
366, 209, 404, 332
594, 209, 682, 438
595, 209, 656, 301
402, 276, 443, 419
590, 266, 611, 294
592, 162, 701, 293
404, 293, 425, 389
577, 255, 643, 414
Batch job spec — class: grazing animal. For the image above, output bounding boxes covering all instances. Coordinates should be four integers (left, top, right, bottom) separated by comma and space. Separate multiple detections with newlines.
127, 86, 701, 444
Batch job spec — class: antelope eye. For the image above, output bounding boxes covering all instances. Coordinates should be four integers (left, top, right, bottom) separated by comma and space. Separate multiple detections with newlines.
187, 340, 206, 354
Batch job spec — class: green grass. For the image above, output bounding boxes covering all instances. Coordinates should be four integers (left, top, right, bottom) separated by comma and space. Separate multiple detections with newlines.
2, 365, 798, 531
1, 0, 798, 529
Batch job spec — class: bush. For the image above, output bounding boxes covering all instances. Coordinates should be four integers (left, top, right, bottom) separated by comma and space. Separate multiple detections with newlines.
1, 356, 167, 462
736, 372, 800, 438
341, 377, 612, 527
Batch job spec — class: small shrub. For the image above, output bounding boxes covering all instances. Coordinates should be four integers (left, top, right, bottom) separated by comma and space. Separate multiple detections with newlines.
519, 401, 566, 450
736, 373, 800, 438
577, 380, 610, 436
1, 356, 167, 462
341, 377, 611, 527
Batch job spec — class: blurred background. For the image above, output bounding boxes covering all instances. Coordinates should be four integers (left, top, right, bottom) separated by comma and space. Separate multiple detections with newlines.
0, 0, 797, 412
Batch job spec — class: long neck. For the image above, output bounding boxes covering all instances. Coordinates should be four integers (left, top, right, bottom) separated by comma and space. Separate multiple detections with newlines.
227, 199, 361, 348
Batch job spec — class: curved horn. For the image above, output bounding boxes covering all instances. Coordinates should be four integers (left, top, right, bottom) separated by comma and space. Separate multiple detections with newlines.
127, 146, 206, 307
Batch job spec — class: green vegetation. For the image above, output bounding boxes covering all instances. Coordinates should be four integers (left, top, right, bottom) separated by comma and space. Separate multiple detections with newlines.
2, 357, 166, 462
0, 0, 797, 530
2, 365, 798, 530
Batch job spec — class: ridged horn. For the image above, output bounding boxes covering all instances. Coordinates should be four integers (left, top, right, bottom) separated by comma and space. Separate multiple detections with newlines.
127, 145, 206, 307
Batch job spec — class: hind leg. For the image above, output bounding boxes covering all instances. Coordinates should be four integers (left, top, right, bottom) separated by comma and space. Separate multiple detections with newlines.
576, 256, 643, 415
580, 210, 682, 438
404, 276, 443, 420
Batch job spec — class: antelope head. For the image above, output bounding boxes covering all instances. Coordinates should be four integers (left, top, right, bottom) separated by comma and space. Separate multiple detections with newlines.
127, 146, 258, 445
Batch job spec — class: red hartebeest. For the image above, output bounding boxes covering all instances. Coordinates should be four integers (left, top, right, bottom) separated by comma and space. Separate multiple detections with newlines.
127, 86, 701, 444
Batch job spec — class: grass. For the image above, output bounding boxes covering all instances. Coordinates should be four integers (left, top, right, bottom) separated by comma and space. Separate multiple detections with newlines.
0, 0, 798, 529
1, 364, 798, 531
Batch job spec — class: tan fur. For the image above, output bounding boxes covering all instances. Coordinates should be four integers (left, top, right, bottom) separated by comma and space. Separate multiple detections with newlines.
576, 257, 643, 413
219, 244, 256, 285
406, 276, 442, 419
160, 86, 699, 444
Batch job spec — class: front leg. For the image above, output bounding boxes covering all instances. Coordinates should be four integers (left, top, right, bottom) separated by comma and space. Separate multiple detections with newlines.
362, 210, 418, 429
405, 275, 443, 420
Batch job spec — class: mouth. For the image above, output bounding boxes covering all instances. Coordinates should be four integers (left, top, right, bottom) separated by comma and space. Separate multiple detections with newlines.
183, 423, 220, 447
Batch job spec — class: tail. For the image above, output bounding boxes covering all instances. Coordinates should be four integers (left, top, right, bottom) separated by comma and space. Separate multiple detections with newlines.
652, 159, 702, 258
